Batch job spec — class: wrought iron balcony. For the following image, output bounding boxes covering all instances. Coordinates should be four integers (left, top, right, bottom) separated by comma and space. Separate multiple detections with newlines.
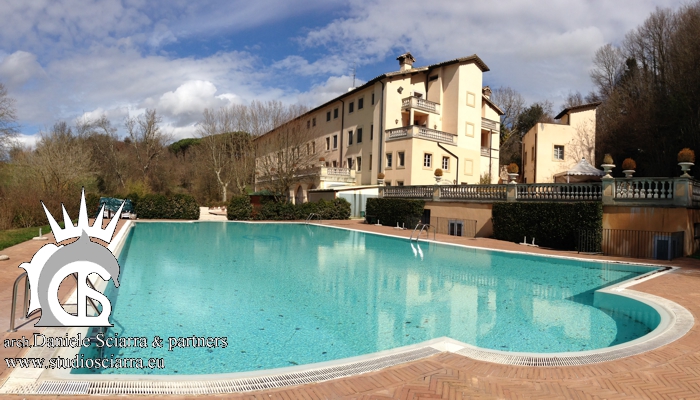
385, 125, 456, 145
401, 96, 440, 114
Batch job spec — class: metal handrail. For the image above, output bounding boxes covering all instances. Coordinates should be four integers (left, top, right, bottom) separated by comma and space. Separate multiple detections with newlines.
410, 223, 435, 242
305, 213, 322, 224
8, 272, 28, 332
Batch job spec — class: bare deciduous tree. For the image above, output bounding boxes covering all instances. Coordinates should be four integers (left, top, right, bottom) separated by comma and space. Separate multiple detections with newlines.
0, 82, 19, 159
125, 109, 170, 185
590, 43, 625, 99
567, 119, 596, 164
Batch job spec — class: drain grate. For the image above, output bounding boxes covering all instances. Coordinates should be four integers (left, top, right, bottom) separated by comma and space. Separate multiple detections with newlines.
22, 347, 440, 395
456, 290, 694, 367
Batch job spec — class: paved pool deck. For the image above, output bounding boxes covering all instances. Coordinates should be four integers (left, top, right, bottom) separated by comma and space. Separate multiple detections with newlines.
1, 219, 699, 399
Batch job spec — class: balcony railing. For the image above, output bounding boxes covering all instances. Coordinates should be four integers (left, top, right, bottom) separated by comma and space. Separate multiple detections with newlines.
383, 185, 434, 199
480, 147, 490, 157
440, 185, 507, 201
255, 166, 355, 184
481, 117, 500, 132
614, 178, 674, 200
385, 125, 457, 145
401, 96, 440, 114
516, 183, 602, 201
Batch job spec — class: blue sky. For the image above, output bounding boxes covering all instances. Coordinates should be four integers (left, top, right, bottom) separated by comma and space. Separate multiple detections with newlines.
0, 0, 685, 146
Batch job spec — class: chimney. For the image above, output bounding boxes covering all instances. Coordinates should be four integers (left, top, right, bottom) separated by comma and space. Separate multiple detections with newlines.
482, 86, 492, 100
397, 52, 416, 72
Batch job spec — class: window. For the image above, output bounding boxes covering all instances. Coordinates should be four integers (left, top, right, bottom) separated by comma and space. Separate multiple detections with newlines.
424, 153, 432, 168
312, 142, 316, 154
306, 143, 310, 154
369, 154, 372, 170
326, 111, 331, 121
333, 108, 338, 119
386, 153, 393, 168
312, 117, 316, 127
356, 156, 362, 171
448, 220, 463, 237
531, 147, 534, 161
385, 181, 391, 186
398, 151, 405, 167
524, 152, 527, 165
333, 135, 338, 149
370, 125, 374, 140
307, 120, 310, 129
371, 93, 375, 105
332, 160, 337, 167
347, 158, 353, 169
442, 156, 449, 170
326, 137, 330, 150
397, 181, 404, 186
357, 128, 362, 143
358, 98, 364, 109
348, 130, 353, 145
554, 145, 564, 160
349, 101, 354, 113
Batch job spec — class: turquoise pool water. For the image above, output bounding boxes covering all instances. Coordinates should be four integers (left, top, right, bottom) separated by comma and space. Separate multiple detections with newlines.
75, 222, 660, 375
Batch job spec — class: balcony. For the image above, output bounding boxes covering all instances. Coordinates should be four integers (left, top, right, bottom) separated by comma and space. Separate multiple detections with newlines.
385, 125, 457, 145
255, 166, 356, 185
401, 96, 440, 114
480, 147, 490, 157
481, 117, 500, 133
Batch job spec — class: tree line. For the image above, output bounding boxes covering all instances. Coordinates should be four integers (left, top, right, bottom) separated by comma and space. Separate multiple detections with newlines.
494, 1, 700, 177
0, 94, 308, 230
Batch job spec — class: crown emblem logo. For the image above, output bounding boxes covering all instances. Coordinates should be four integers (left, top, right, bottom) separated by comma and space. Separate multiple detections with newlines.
19, 188, 123, 328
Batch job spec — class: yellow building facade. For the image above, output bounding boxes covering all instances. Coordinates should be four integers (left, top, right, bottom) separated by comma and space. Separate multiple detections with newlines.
254, 52, 504, 202
521, 102, 601, 183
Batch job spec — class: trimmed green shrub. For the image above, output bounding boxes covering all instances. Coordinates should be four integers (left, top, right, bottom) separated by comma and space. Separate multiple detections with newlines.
492, 202, 602, 250
135, 193, 200, 219
252, 198, 350, 221
227, 195, 253, 220
365, 198, 425, 227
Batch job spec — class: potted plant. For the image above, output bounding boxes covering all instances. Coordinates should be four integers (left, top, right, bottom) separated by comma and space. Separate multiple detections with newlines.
621, 158, 636, 178
434, 168, 443, 183
677, 148, 695, 178
506, 163, 519, 184
601, 153, 615, 179
318, 156, 326, 167
377, 172, 385, 185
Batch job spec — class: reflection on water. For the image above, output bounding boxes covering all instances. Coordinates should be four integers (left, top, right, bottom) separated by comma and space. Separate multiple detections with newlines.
78, 223, 658, 375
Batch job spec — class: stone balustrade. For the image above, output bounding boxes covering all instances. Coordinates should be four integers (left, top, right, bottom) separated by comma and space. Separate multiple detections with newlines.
378, 177, 698, 208
401, 96, 440, 114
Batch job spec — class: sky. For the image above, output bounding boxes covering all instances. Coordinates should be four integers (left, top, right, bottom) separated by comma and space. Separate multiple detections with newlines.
0, 0, 686, 147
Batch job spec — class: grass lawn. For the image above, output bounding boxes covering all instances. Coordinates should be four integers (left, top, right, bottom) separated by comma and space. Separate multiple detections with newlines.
0, 223, 63, 251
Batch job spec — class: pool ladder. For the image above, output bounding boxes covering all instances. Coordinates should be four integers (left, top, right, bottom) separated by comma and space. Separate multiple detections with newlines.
305, 213, 322, 224
8, 272, 101, 332
410, 223, 435, 242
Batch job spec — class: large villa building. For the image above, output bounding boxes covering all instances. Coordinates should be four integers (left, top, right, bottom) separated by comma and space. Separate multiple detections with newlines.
254, 52, 504, 203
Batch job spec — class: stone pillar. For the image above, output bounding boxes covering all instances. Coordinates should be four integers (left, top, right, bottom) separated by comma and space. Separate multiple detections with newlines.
601, 177, 615, 205
506, 185, 517, 202
673, 178, 691, 207
433, 185, 440, 202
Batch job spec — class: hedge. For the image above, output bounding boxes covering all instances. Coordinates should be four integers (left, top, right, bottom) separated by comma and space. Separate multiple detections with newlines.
249, 198, 351, 221
227, 195, 253, 220
492, 202, 602, 250
365, 198, 425, 227
134, 193, 200, 219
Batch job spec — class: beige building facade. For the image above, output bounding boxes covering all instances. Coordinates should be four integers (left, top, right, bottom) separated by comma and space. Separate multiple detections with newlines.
521, 102, 601, 183
254, 52, 504, 202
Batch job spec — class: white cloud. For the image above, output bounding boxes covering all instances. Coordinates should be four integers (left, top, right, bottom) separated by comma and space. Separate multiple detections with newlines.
0, 51, 47, 89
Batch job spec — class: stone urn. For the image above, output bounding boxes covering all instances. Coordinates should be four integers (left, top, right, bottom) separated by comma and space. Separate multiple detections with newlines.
622, 170, 635, 178
434, 176, 442, 184
377, 179, 384, 185
678, 162, 694, 178
507, 173, 518, 184
601, 164, 615, 179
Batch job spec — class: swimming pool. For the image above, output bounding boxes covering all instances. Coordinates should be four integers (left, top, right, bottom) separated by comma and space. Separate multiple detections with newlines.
75, 222, 661, 375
